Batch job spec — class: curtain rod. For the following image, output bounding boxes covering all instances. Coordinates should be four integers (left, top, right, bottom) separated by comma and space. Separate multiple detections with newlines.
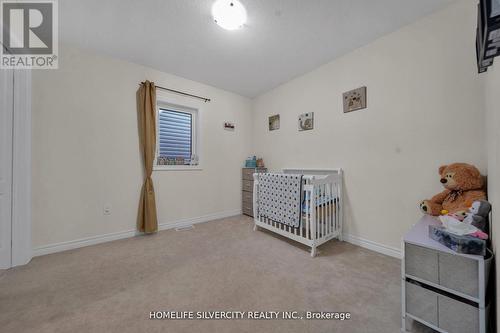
140, 82, 211, 103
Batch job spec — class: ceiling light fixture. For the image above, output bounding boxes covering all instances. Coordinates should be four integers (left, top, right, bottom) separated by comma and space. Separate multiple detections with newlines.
212, 0, 247, 31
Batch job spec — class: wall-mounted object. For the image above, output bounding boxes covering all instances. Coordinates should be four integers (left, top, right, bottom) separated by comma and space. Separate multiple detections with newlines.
268, 114, 280, 131
343, 86, 367, 113
223, 121, 235, 131
298, 112, 314, 131
476, 0, 500, 73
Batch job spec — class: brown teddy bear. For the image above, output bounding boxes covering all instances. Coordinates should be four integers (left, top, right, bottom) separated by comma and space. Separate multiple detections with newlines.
420, 163, 486, 216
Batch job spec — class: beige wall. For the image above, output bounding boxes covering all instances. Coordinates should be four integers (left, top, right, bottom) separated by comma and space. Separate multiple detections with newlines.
32, 45, 252, 248
32, 1, 489, 256
484, 62, 500, 327
251, 0, 486, 251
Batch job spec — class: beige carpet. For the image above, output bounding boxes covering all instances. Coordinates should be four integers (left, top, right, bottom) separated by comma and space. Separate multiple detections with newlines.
0, 215, 429, 333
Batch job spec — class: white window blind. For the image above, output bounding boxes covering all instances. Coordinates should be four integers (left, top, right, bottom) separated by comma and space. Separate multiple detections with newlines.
158, 109, 192, 160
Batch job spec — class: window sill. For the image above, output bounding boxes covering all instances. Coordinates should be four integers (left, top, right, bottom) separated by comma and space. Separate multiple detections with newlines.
153, 165, 202, 171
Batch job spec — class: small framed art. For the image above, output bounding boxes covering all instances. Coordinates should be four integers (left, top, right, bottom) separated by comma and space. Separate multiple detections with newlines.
268, 114, 280, 131
298, 112, 314, 131
343, 86, 367, 113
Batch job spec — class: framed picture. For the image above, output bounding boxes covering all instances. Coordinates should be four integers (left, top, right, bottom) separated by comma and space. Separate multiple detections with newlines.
268, 114, 280, 131
343, 86, 367, 113
298, 112, 314, 131
223, 121, 235, 131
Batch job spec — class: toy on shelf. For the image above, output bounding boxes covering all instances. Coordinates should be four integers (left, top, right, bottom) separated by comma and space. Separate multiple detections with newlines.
245, 156, 265, 168
463, 200, 491, 233
419, 163, 486, 216
245, 156, 257, 168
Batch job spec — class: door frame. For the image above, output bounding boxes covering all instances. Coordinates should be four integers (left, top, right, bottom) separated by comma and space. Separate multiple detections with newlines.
0, 42, 31, 269
0, 68, 13, 269
11, 69, 32, 267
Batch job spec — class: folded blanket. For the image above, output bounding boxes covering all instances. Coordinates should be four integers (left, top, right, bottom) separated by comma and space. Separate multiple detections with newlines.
258, 173, 303, 228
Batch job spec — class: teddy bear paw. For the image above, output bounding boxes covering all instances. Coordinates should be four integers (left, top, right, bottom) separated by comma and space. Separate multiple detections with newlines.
420, 201, 430, 214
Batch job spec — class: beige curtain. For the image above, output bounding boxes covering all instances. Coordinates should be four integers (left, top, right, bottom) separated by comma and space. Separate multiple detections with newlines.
137, 81, 158, 233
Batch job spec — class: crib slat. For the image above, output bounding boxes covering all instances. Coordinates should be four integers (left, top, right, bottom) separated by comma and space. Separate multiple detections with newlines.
337, 183, 340, 231
322, 184, 325, 238
325, 184, 329, 237
318, 186, 321, 239
326, 184, 329, 237
318, 186, 321, 240
327, 183, 331, 235
332, 184, 335, 232
319, 185, 322, 239
330, 183, 334, 233
315, 187, 318, 240
310, 186, 314, 240
319, 184, 323, 239
306, 187, 311, 239
316, 186, 319, 239
311, 186, 314, 240
320, 186, 322, 239
330, 184, 335, 232
324, 184, 328, 237
332, 183, 335, 232
336, 183, 339, 231
334, 183, 337, 231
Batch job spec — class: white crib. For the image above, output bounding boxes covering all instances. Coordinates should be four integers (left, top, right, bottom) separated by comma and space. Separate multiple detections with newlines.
253, 168, 343, 257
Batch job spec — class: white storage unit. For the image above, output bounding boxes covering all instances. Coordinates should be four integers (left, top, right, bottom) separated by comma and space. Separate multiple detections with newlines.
402, 216, 493, 333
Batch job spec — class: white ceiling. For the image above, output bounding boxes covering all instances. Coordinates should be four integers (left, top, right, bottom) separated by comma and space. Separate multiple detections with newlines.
60, 0, 454, 97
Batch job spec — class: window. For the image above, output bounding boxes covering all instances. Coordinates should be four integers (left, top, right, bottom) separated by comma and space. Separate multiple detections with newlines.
155, 103, 199, 170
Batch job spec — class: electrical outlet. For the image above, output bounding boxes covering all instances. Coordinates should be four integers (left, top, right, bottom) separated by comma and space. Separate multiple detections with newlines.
103, 204, 112, 216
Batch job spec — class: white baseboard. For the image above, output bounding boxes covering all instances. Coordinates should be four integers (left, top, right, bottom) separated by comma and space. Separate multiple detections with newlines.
33, 209, 242, 257
343, 233, 401, 259
33, 211, 402, 260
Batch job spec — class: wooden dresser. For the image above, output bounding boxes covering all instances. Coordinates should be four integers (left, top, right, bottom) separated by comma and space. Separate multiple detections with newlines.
242, 167, 267, 217
402, 216, 493, 333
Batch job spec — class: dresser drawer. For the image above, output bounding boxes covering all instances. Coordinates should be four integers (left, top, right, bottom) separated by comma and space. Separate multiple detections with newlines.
405, 243, 439, 284
405, 281, 438, 326
242, 168, 255, 180
242, 180, 254, 192
242, 168, 267, 181
406, 281, 480, 333
438, 294, 479, 333
406, 243, 482, 298
438, 252, 478, 298
242, 202, 253, 216
242, 191, 253, 203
